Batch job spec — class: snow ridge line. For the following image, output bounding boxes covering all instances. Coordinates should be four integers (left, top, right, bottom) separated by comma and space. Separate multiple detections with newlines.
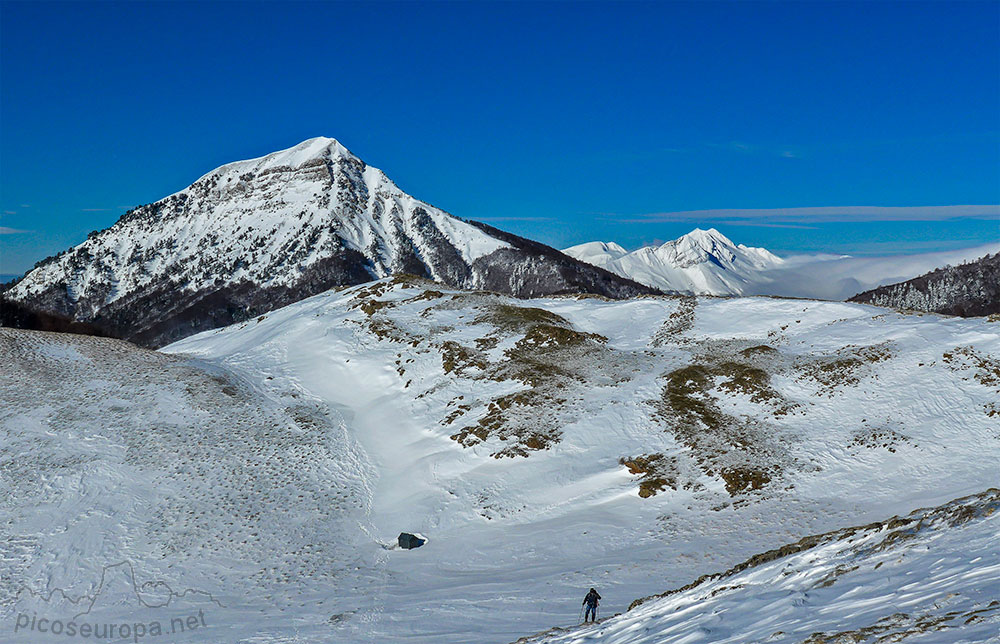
511, 487, 1000, 644
627, 486, 1000, 611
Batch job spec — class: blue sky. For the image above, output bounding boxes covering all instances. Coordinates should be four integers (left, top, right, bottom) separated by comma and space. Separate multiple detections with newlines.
1, 0, 998, 275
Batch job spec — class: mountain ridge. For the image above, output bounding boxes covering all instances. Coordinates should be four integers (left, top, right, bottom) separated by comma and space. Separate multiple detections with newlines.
2, 137, 655, 346
515, 488, 1000, 644
5, 277, 998, 643
849, 252, 1000, 317
564, 230, 1000, 302
563, 228, 785, 295
164, 277, 1000, 642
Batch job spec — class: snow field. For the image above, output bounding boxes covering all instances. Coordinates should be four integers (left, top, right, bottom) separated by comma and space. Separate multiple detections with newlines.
165, 280, 1000, 642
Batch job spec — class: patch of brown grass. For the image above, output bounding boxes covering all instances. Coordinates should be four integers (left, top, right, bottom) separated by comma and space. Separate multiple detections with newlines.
619, 454, 680, 498
798, 342, 894, 394
739, 345, 778, 357
650, 296, 697, 346
450, 389, 567, 458
943, 345, 1000, 389
473, 304, 569, 334
431, 300, 617, 456
440, 340, 487, 375
851, 425, 912, 452
652, 351, 796, 497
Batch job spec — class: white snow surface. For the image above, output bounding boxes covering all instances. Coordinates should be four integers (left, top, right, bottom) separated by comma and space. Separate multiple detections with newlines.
560, 241, 629, 268
564, 229, 784, 296
521, 490, 1000, 643
7, 137, 508, 305
3, 281, 998, 643
564, 230, 1000, 300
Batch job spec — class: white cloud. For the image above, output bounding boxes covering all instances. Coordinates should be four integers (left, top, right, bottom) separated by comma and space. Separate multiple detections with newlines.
475, 216, 553, 222
0, 226, 29, 234
618, 205, 1000, 224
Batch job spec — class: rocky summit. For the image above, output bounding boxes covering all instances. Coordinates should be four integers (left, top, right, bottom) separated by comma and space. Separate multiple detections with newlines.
3, 137, 654, 347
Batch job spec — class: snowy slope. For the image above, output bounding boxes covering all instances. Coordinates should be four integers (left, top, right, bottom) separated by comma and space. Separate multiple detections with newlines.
518, 489, 1000, 644
4, 138, 652, 347
4, 280, 999, 643
0, 328, 380, 644
559, 241, 629, 270
564, 228, 784, 295
165, 278, 998, 642
564, 230, 1000, 301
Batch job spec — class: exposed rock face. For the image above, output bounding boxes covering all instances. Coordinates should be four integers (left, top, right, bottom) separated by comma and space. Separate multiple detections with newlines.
2, 137, 655, 346
849, 253, 1000, 317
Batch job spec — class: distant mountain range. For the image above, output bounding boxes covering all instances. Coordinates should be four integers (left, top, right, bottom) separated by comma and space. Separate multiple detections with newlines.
850, 252, 1000, 316
563, 228, 784, 296
564, 230, 999, 302
1, 138, 653, 347
2, 139, 997, 643
4, 138, 997, 344
10, 277, 999, 643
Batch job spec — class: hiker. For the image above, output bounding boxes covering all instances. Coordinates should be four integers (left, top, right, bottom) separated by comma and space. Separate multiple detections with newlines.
582, 587, 601, 623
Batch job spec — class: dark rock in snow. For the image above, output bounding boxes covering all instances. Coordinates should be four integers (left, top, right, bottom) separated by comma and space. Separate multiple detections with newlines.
398, 533, 425, 549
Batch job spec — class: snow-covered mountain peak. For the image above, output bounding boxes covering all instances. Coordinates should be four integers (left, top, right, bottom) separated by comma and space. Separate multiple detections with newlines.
270, 135, 354, 164
6, 138, 654, 346
563, 228, 784, 295
600, 240, 628, 255
270, 134, 353, 159
564, 229, 1000, 301
660, 227, 781, 270
188, 136, 360, 187
560, 241, 629, 269
660, 228, 736, 267
677, 226, 731, 247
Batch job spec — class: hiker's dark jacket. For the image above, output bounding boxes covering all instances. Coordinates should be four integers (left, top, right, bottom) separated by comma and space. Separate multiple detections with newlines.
583, 590, 601, 607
